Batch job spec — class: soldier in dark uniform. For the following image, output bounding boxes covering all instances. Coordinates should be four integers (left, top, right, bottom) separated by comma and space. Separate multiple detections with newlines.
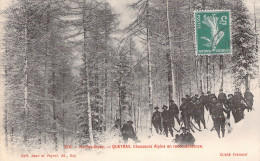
189, 97, 197, 120
232, 88, 247, 123
244, 89, 254, 111
185, 94, 192, 103
161, 105, 173, 137
121, 121, 139, 143
195, 99, 206, 129
218, 89, 227, 108
152, 106, 162, 134
207, 93, 218, 115
169, 100, 180, 127
175, 127, 195, 145
211, 102, 226, 138
199, 92, 207, 109
204, 91, 212, 112
180, 98, 191, 131
226, 94, 235, 125
232, 99, 248, 123
233, 88, 244, 106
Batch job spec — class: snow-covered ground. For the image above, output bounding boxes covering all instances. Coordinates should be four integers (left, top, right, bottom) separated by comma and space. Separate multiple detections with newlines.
1, 87, 259, 161
76, 87, 260, 161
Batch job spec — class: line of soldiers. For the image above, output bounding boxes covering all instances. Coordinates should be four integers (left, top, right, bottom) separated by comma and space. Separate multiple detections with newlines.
152, 88, 254, 139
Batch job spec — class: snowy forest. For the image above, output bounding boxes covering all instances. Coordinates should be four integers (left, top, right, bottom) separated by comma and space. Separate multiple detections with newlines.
1, 0, 259, 152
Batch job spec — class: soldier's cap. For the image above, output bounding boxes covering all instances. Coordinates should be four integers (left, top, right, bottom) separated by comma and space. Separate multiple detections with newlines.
235, 88, 240, 91
228, 94, 233, 97
207, 91, 211, 94
185, 94, 190, 97
212, 95, 217, 99
154, 106, 159, 110
192, 96, 197, 100
127, 120, 133, 124
170, 100, 174, 103
181, 98, 187, 101
162, 105, 168, 109
219, 89, 223, 91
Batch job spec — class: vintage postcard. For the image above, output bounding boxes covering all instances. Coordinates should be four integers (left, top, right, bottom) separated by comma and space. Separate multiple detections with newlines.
0, 0, 259, 161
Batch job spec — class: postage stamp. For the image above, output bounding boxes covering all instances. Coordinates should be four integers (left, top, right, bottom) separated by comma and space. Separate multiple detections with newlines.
194, 10, 232, 55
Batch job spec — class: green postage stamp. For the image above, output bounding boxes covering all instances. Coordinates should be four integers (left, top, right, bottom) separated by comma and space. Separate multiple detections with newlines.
195, 10, 232, 55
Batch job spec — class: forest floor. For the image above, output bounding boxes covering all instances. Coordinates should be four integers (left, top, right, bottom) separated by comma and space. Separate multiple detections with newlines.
80, 87, 260, 161
1, 88, 259, 161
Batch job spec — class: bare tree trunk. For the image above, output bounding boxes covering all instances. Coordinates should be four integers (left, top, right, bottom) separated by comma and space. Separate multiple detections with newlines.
51, 68, 58, 151
83, 0, 94, 145
206, 55, 209, 92
23, 4, 29, 145
4, 70, 8, 148
129, 36, 135, 126
103, 0, 108, 132
212, 58, 216, 93
4, 102, 8, 148
110, 94, 113, 127
45, 0, 52, 149
199, 57, 203, 94
11, 127, 14, 152
137, 106, 140, 133
137, 75, 142, 132
166, 0, 177, 103
195, 58, 199, 92
61, 65, 65, 151
62, 108, 65, 150
220, 55, 224, 90
119, 78, 122, 129
245, 74, 249, 90
146, 0, 153, 135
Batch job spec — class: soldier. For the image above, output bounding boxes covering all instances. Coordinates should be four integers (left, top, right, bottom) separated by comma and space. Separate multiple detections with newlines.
199, 92, 207, 109
195, 99, 206, 129
189, 97, 197, 120
226, 94, 235, 126
232, 88, 247, 123
207, 94, 218, 115
180, 98, 191, 131
152, 106, 162, 134
211, 102, 226, 138
233, 99, 248, 123
218, 89, 227, 108
204, 91, 212, 112
185, 94, 192, 103
161, 105, 173, 137
233, 88, 244, 106
244, 89, 254, 111
110, 119, 122, 143
175, 127, 195, 145
169, 100, 180, 126
121, 121, 139, 143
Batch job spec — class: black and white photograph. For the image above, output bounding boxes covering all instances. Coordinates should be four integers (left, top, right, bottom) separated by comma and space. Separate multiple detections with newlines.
0, 0, 259, 161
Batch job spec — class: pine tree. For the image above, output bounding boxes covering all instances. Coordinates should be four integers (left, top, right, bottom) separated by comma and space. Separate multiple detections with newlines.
231, 0, 258, 89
